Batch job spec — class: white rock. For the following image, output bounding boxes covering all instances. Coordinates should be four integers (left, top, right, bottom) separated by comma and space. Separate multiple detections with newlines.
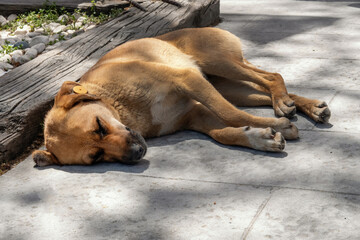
0, 62, 13, 71
46, 22, 61, 31
58, 15, 69, 22
31, 43, 45, 54
7, 14, 17, 22
67, 29, 75, 35
14, 25, 31, 35
0, 54, 11, 63
10, 50, 23, 56
75, 21, 82, 28
34, 28, 45, 34
77, 16, 86, 22
27, 32, 41, 38
24, 48, 37, 59
30, 35, 49, 47
53, 25, 66, 34
0, 30, 9, 38
0, 15, 6, 25
14, 29, 27, 36
0, 69, 6, 77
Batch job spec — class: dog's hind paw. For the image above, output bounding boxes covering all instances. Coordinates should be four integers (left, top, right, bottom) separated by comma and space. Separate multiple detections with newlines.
246, 127, 286, 152
311, 101, 331, 123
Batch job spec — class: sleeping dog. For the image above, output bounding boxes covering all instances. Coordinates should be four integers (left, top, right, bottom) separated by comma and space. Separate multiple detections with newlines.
32, 27, 331, 166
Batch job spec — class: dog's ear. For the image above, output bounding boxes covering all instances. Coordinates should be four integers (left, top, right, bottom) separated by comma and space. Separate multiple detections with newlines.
54, 81, 100, 109
32, 150, 58, 167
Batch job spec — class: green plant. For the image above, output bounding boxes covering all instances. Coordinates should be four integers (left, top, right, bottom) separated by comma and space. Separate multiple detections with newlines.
0, 44, 21, 55
58, 34, 65, 41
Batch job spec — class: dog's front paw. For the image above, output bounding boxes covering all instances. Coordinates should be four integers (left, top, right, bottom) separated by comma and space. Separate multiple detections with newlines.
273, 96, 296, 118
311, 101, 331, 123
272, 117, 299, 140
246, 127, 286, 152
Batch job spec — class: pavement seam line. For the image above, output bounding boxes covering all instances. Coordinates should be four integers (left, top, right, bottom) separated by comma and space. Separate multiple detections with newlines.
241, 188, 277, 240
129, 174, 360, 196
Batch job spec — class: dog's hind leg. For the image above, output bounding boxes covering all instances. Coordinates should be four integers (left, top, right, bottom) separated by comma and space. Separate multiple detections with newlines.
289, 94, 331, 123
169, 67, 299, 139
159, 28, 296, 118
209, 76, 331, 123
202, 58, 297, 119
184, 103, 286, 152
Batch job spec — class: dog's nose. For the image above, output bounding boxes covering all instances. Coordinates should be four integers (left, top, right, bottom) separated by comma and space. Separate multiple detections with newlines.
130, 143, 145, 160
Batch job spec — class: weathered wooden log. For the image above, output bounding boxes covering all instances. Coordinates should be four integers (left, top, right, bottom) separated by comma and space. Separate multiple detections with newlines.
0, 0, 220, 163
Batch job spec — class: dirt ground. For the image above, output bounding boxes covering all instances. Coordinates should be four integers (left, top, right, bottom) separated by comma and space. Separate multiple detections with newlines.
0, 134, 43, 175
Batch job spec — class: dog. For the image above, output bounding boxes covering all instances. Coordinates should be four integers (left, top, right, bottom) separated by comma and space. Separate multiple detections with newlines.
32, 27, 331, 166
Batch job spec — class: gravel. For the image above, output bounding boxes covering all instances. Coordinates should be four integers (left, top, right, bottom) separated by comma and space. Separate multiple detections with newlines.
0, 11, 105, 77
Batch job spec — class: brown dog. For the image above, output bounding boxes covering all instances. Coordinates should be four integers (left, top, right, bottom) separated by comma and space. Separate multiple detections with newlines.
32, 27, 331, 166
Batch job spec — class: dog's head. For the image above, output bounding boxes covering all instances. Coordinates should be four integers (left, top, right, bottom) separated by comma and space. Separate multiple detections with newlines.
32, 81, 147, 167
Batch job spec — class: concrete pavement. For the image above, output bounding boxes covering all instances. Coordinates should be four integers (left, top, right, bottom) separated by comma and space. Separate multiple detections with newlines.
1, 0, 360, 239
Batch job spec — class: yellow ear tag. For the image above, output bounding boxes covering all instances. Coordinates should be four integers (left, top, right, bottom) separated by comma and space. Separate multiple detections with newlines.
73, 86, 88, 94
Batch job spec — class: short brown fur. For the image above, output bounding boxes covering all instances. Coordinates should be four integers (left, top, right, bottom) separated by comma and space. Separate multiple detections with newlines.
33, 28, 331, 166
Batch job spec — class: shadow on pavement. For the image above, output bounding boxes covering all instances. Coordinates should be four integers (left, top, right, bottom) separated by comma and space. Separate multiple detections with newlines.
220, 14, 339, 45
35, 159, 151, 174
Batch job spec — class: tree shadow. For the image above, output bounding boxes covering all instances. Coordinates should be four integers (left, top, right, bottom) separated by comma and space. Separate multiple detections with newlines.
219, 14, 339, 45
349, 3, 360, 8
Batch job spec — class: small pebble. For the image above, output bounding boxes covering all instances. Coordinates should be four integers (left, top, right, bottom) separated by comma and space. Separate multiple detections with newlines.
46, 22, 61, 31
0, 54, 11, 63
30, 35, 49, 47
53, 25, 67, 34
25, 48, 38, 59
18, 55, 31, 64
11, 54, 22, 64
27, 32, 41, 38
58, 15, 69, 23
31, 43, 46, 54
75, 21, 83, 28
34, 28, 45, 34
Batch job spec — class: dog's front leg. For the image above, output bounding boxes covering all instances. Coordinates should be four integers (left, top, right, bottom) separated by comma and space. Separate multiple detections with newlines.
184, 103, 286, 152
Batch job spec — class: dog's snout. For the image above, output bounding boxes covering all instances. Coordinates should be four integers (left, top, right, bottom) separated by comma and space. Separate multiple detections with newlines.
130, 143, 146, 160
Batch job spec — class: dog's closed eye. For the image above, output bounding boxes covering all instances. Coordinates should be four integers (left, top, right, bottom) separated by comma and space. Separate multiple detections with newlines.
95, 117, 107, 138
